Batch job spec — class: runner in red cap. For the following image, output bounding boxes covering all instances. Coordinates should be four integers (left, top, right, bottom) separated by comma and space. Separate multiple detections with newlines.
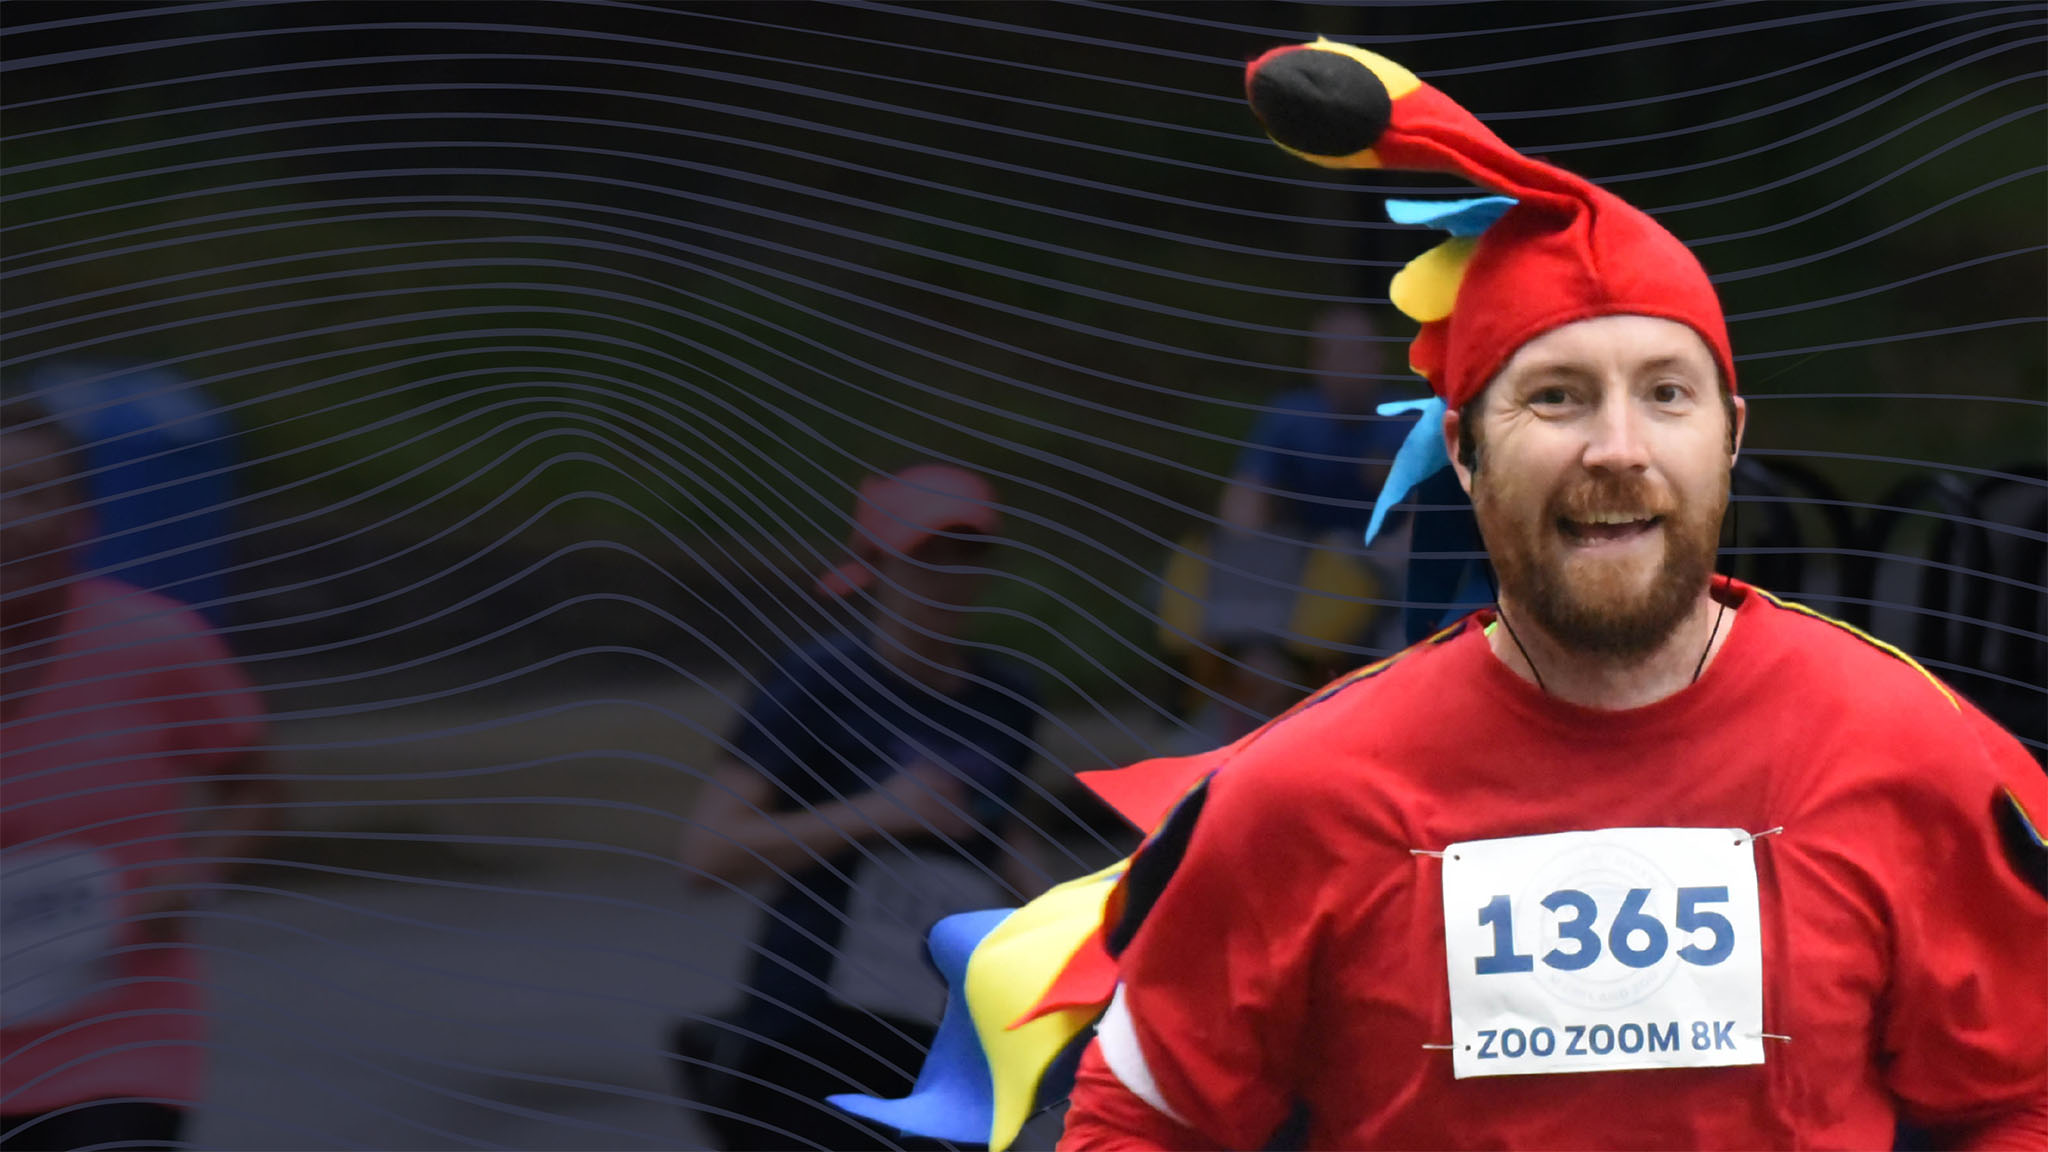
815, 463, 1003, 598
674, 463, 1043, 1150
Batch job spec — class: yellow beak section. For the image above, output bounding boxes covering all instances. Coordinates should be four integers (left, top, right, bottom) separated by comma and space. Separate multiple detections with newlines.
1306, 36, 1423, 99
1272, 138, 1384, 170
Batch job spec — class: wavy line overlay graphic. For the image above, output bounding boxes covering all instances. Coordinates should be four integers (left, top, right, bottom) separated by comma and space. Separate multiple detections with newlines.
2, 3, 2040, 1149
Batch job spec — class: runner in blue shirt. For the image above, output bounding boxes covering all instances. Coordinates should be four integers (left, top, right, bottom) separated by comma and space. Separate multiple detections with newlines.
674, 464, 1040, 1151
1221, 305, 1407, 539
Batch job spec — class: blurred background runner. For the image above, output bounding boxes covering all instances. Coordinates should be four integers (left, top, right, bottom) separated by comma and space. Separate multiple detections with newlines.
1, 394, 276, 1152
1160, 306, 1428, 749
671, 464, 1041, 1150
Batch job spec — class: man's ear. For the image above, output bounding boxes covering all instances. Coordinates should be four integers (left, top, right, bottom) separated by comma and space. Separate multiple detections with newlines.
1729, 394, 1748, 465
1444, 405, 1476, 497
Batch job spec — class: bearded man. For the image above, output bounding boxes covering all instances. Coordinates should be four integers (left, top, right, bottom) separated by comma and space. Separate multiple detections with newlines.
1046, 40, 2048, 1151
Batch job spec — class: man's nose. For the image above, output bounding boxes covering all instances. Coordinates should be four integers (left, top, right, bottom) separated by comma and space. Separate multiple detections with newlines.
1580, 394, 1651, 472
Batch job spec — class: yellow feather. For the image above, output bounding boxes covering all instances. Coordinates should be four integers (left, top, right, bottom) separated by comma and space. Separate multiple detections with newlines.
1390, 236, 1477, 324
963, 862, 1125, 1150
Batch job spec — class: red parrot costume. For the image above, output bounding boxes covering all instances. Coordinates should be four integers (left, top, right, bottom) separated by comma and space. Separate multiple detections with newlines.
825, 39, 2048, 1151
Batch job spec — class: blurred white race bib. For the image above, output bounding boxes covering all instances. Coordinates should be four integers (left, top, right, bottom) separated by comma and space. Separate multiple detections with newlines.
1, 845, 121, 1026
832, 851, 1006, 1020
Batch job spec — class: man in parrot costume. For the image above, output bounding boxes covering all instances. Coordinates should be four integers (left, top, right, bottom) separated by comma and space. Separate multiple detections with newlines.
825, 38, 2048, 1151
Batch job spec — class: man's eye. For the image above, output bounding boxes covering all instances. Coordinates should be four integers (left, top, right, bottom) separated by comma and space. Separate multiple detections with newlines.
1530, 386, 1572, 407
1651, 382, 1687, 404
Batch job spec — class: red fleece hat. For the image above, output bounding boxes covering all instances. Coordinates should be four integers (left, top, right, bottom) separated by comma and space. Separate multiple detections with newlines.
817, 463, 1002, 597
1245, 39, 1735, 410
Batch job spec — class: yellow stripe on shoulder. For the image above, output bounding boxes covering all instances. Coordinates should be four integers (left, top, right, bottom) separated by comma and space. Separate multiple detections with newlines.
1293, 614, 1476, 711
1750, 586, 1959, 711
1291, 651, 1399, 714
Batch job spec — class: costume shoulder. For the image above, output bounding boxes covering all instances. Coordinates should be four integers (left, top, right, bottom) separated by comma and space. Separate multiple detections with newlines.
1744, 585, 1984, 733
1098, 625, 1474, 963
1079, 617, 1477, 873
1188, 615, 1480, 811
1263, 610, 1477, 733
1742, 585, 2041, 811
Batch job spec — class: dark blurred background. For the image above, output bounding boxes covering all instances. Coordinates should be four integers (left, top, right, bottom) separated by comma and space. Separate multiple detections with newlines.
2, 2, 2041, 1148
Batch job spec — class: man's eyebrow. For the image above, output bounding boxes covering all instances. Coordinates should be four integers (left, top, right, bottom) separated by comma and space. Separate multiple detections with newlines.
1637, 355, 1704, 375
1513, 362, 1598, 384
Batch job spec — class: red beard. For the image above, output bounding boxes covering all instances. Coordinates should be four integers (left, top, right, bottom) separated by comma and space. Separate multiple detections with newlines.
1474, 467, 1725, 658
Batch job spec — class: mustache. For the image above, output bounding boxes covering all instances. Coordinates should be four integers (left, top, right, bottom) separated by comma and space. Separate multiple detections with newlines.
1549, 475, 1674, 521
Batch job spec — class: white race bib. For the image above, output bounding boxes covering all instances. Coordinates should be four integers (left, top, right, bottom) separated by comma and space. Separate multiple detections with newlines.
1440, 827, 1765, 1079
832, 851, 1008, 1020
1, 845, 121, 1027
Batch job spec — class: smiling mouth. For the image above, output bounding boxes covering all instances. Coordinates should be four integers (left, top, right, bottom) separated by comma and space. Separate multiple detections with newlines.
1558, 514, 1663, 544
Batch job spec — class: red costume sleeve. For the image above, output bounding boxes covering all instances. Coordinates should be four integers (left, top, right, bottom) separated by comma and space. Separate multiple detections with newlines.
1059, 1040, 1212, 1151
1882, 701, 2048, 1148
1060, 755, 1396, 1149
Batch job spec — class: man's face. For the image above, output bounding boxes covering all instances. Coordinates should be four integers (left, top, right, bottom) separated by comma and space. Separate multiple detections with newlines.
1447, 315, 1744, 657
0, 425, 88, 620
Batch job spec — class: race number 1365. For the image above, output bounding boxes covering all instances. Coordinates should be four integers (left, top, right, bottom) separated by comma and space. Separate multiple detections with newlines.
1439, 827, 1767, 1079
1472, 885, 1735, 974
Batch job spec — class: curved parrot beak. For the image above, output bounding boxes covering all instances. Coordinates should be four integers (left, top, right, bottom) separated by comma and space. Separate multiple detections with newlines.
1245, 38, 1423, 169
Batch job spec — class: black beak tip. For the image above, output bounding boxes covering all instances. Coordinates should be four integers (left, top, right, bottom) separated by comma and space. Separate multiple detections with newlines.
1247, 45, 1393, 158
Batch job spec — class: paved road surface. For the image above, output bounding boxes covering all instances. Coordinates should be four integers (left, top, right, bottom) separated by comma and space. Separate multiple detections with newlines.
167, 678, 1148, 1149
186, 850, 1069, 1150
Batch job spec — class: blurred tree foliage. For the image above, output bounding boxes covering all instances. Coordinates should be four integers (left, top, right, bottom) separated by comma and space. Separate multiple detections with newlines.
3, 1, 2041, 707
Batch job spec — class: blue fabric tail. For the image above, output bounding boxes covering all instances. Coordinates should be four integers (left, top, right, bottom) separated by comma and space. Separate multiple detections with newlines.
826, 907, 1013, 1145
